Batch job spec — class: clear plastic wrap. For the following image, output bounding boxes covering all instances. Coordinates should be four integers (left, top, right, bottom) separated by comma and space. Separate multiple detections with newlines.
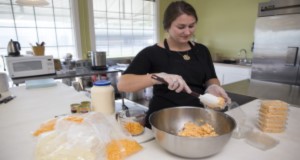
245, 131, 279, 151
33, 112, 143, 160
228, 107, 253, 139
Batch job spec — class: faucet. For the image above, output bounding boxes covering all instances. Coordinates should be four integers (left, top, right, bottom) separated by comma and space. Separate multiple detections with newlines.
239, 49, 247, 64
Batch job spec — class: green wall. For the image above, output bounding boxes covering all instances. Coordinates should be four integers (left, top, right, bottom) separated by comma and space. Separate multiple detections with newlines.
158, 0, 268, 61
78, 0, 91, 59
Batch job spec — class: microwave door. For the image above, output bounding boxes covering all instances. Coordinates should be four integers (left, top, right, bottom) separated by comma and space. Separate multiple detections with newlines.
13, 61, 42, 71
11, 60, 44, 78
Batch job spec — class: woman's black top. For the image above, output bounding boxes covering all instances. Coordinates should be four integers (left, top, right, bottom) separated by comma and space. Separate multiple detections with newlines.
123, 41, 217, 128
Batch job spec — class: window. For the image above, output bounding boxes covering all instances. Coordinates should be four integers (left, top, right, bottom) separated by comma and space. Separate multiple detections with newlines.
0, 0, 77, 62
92, 0, 157, 58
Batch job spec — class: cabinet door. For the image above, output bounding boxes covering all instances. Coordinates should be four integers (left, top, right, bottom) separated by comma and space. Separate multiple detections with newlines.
216, 73, 224, 85
223, 74, 249, 84
223, 66, 251, 85
214, 63, 251, 85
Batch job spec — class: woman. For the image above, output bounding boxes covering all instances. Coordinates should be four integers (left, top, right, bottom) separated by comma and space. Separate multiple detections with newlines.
117, 1, 231, 128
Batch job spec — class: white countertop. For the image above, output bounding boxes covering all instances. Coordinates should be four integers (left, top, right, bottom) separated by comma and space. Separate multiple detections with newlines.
214, 62, 251, 68
0, 82, 299, 160
213, 62, 252, 68
0, 83, 91, 160
129, 99, 300, 160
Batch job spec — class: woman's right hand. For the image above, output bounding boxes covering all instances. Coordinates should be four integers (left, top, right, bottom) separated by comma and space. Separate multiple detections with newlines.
152, 73, 192, 93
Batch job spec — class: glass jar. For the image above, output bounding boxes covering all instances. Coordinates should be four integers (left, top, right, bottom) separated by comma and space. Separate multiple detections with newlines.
79, 101, 91, 113
70, 103, 80, 113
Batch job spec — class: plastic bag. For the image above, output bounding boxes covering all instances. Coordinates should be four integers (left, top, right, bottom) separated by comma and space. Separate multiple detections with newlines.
227, 107, 253, 139
33, 112, 142, 160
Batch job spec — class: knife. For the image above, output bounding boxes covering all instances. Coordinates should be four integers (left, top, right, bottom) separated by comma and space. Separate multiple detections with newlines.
0, 95, 16, 104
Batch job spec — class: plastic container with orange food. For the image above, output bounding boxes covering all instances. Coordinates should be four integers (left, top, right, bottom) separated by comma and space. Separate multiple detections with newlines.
117, 109, 146, 136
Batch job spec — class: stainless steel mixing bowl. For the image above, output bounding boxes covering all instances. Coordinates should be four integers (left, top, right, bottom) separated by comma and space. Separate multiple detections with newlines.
149, 106, 236, 158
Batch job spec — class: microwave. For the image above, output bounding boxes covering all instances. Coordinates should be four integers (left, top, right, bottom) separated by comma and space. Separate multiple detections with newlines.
6, 56, 56, 78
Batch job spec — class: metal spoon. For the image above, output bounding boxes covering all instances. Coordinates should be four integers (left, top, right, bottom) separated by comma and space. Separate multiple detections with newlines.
151, 75, 225, 108
121, 92, 129, 110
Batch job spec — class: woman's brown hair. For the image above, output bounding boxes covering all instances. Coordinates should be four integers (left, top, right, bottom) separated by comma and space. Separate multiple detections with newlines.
163, 1, 198, 31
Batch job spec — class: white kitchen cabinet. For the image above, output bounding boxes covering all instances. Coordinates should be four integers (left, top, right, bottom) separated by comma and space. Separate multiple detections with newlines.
214, 63, 251, 85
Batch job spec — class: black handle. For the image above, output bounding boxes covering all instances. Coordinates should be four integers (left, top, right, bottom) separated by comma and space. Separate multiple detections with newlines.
190, 92, 200, 98
151, 74, 168, 84
14, 41, 21, 50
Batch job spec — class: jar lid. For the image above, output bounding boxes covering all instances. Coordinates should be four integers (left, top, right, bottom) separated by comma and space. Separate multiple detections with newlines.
93, 80, 111, 86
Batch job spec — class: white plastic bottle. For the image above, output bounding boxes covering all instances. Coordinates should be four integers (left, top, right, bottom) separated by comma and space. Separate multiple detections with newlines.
91, 80, 115, 115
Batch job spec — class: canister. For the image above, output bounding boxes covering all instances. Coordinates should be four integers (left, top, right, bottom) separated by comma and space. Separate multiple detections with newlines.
0, 72, 9, 94
89, 51, 107, 70
79, 101, 91, 113
70, 103, 80, 113
91, 80, 115, 114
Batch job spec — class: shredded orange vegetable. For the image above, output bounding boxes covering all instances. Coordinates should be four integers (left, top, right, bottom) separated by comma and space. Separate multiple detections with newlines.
33, 118, 57, 136
63, 115, 84, 123
33, 115, 84, 136
124, 122, 144, 136
217, 97, 225, 108
106, 139, 143, 160
178, 122, 218, 137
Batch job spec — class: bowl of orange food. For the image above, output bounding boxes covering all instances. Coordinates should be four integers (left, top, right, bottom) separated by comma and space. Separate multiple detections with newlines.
149, 106, 236, 158
117, 109, 146, 136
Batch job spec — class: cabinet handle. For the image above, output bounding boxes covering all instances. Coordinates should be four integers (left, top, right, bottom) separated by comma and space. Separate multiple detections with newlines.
286, 47, 298, 66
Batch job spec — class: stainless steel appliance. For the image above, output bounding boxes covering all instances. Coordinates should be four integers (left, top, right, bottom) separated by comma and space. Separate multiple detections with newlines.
7, 39, 21, 57
89, 51, 107, 70
5, 55, 55, 78
251, 0, 300, 86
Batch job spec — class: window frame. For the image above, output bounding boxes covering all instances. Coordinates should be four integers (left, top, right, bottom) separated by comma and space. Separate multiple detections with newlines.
88, 0, 159, 59
0, 0, 81, 59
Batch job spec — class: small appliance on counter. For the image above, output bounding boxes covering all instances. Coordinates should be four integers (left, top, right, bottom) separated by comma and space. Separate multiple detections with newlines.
75, 59, 91, 69
5, 55, 56, 78
7, 39, 21, 57
89, 51, 108, 70
59, 53, 77, 73
0, 72, 13, 103
74, 59, 91, 74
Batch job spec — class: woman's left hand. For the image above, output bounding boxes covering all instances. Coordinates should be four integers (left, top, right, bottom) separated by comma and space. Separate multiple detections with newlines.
205, 84, 231, 104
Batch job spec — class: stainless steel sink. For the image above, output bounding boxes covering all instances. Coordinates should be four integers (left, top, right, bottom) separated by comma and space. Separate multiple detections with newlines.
227, 92, 257, 106
237, 61, 252, 66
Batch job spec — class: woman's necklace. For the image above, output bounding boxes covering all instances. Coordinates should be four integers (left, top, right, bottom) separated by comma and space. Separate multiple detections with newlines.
176, 51, 191, 61
164, 39, 193, 61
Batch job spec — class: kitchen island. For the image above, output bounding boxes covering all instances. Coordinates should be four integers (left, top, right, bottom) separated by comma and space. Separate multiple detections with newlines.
128, 99, 300, 160
0, 82, 299, 160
